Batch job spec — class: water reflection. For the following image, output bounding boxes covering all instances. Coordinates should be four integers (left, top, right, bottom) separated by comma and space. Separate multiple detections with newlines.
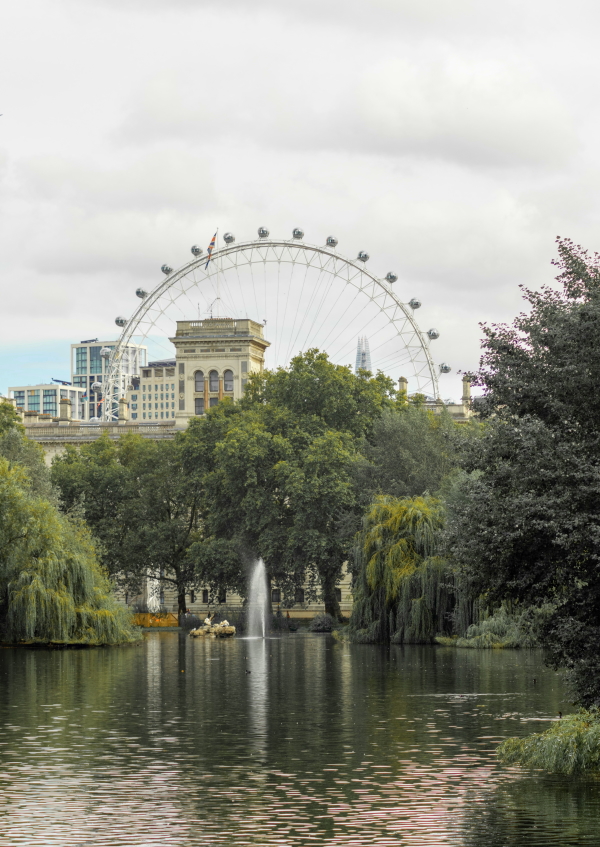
0, 636, 598, 846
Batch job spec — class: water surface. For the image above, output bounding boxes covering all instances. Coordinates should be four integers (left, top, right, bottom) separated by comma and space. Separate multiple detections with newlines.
0, 633, 598, 846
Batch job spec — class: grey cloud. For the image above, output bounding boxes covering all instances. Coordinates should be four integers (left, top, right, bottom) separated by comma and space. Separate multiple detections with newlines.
117, 54, 576, 171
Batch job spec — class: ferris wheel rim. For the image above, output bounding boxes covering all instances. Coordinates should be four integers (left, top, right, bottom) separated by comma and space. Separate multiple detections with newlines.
103, 237, 440, 421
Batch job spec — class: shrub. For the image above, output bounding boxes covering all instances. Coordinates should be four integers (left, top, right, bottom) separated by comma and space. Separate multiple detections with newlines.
497, 709, 600, 774
309, 613, 335, 632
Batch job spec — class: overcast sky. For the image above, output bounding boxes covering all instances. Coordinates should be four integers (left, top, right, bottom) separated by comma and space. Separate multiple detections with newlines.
1, 0, 599, 399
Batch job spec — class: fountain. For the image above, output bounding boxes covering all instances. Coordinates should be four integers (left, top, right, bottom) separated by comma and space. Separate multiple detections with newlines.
247, 558, 269, 638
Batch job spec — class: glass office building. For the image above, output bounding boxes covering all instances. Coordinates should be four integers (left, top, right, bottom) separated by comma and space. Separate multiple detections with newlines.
71, 338, 147, 420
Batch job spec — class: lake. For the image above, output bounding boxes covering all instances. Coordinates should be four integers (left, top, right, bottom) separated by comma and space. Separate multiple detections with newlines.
0, 632, 598, 846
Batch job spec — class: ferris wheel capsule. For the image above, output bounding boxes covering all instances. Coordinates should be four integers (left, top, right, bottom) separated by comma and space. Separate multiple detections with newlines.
91, 382, 102, 394
191, 245, 203, 257
326, 236, 338, 248
115, 316, 127, 327
292, 228, 304, 239
135, 288, 148, 299
440, 363, 451, 373
386, 272, 398, 283
258, 227, 269, 238
100, 347, 112, 359
427, 328, 440, 340
223, 232, 235, 244
409, 299, 421, 309
357, 251, 370, 262
161, 264, 173, 275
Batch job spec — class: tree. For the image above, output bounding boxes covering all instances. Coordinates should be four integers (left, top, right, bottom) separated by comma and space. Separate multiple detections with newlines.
0, 457, 134, 645
182, 402, 358, 618
241, 348, 397, 439
51, 432, 222, 615
447, 238, 600, 706
0, 400, 24, 437
348, 494, 454, 643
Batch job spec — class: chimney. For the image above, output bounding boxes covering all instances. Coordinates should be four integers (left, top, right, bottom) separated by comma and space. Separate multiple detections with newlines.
462, 375, 472, 406
118, 397, 129, 423
59, 397, 72, 425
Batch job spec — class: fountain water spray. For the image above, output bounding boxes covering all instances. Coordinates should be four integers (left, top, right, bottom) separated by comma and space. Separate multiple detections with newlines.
247, 558, 269, 638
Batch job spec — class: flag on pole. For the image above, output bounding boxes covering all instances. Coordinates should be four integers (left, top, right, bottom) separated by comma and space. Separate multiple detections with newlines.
205, 232, 217, 270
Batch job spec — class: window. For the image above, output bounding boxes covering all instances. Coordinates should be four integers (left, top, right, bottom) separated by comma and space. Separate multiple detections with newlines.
218, 590, 226, 604
294, 588, 305, 605
75, 347, 88, 375
155, 369, 163, 377
166, 368, 175, 377
132, 413, 138, 420
335, 588, 342, 602
27, 390, 40, 412
143, 413, 146, 419
195, 398, 205, 415
89, 346, 102, 374
202, 589, 209, 604
271, 588, 281, 604
194, 370, 204, 392
241, 361, 248, 373
13, 390, 25, 407
43, 389, 57, 416
131, 394, 137, 401
159, 589, 165, 605
142, 369, 151, 378
131, 404, 137, 410
179, 363, 185, 375
190, 590, 195, 604
155, 403, 158, 409
73, 376, 86, 388
224, 369, 234, 392
209, 370, 219, 392
209, 397, 219, 408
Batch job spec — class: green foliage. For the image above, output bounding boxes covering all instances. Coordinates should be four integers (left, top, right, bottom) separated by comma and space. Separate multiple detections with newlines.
497, 709, 600, 775
349, 495, 459, 644
355, 405, 468, 501
0, 426, 55, 501
182, 398, 358, 618
437, 605, 540, 649
308, 613, 336, 632
51, 432, 228, 614
0, 457, 135, 645
0, 400, 24, 436
241, 348, 397, 439
446, 238, 600, 706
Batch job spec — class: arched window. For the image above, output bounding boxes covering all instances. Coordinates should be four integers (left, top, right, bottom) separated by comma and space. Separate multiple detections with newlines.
194, 370, 204, 392
209, 370, 219, 392
224, 369, 234, 392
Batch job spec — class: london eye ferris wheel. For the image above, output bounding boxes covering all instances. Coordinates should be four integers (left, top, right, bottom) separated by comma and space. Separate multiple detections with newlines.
100, 228, 451, 421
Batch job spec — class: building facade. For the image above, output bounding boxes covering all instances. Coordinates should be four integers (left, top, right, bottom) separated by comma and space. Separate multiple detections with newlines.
8, 384, 87, 420
168, 318, 270, 426
71, 338, 147, 421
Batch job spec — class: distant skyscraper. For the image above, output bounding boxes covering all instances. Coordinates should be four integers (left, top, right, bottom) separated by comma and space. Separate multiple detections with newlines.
355, 336, 372, 374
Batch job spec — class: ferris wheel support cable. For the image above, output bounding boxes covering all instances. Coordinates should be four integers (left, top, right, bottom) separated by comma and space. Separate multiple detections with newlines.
284, 257, 312, 364
278, 253, 298, 364
297, 253, 336, 355
285, 257, 327, 363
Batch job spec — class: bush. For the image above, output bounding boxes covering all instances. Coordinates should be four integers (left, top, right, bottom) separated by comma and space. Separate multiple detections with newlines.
309, 613, 336, 632
436, 605, 545, 649
497, 709, 600, 774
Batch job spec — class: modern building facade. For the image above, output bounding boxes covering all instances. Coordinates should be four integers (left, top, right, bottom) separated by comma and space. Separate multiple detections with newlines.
355, 336, 372, 374
8, 383, 87, 420
71, 338, 147, 421
127, 359, 176, 422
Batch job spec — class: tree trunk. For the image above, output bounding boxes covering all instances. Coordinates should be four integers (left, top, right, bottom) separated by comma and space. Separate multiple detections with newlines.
322, 572, 341, 620
177, 591, 187, 616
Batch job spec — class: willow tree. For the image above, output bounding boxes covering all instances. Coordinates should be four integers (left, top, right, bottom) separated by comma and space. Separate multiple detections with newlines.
0, 457, 135, 645
349, 495, 455, 643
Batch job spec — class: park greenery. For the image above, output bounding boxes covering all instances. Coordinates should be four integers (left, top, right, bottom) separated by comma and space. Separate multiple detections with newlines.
0, 405, 135, 645
5, 238, 600, 771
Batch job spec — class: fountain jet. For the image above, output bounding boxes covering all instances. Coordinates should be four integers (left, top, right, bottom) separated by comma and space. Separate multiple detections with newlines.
247, 558, 269, 638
